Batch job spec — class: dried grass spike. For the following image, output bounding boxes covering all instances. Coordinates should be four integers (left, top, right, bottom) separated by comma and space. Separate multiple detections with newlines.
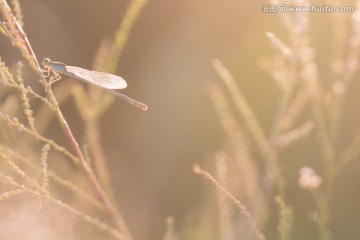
0, 188, 23, 200
105, 0, 149, 73
10, 0, 23, 27
4, 153, 26, 177
19, 72, 37, 132
40, 143, 50, 193
162, 217, 178, 240
194, 164, 264, 240
275, 196, 293, 240
212, 58, 271, 163
277, 121, 314, 148
265, 32, 292, 56
15, 61, 24, 85
0, 57, 15, 85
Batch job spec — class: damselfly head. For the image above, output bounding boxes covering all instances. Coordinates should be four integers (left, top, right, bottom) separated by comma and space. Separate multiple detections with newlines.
42, 58, 51, 67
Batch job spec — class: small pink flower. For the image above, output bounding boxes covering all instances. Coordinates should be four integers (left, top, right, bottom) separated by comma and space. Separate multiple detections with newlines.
298, 166, 322, 190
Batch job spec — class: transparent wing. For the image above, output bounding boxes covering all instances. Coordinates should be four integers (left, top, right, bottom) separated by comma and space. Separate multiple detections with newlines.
65, 66, 127, 90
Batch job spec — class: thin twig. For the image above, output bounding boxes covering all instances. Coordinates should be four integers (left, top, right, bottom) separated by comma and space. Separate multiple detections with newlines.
0, 112, 79, 164
194, 164, 264, 240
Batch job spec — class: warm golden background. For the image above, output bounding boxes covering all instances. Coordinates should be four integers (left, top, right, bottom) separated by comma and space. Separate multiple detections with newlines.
0, 0, 360, 240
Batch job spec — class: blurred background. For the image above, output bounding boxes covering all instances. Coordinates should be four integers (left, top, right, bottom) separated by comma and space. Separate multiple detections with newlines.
1, 0, 360, 240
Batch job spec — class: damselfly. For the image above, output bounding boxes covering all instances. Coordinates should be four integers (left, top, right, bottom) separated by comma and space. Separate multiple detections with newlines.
42, 58, 148, 110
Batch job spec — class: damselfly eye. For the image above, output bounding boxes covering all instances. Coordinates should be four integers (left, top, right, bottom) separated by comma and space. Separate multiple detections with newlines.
42, 58, 51, 66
